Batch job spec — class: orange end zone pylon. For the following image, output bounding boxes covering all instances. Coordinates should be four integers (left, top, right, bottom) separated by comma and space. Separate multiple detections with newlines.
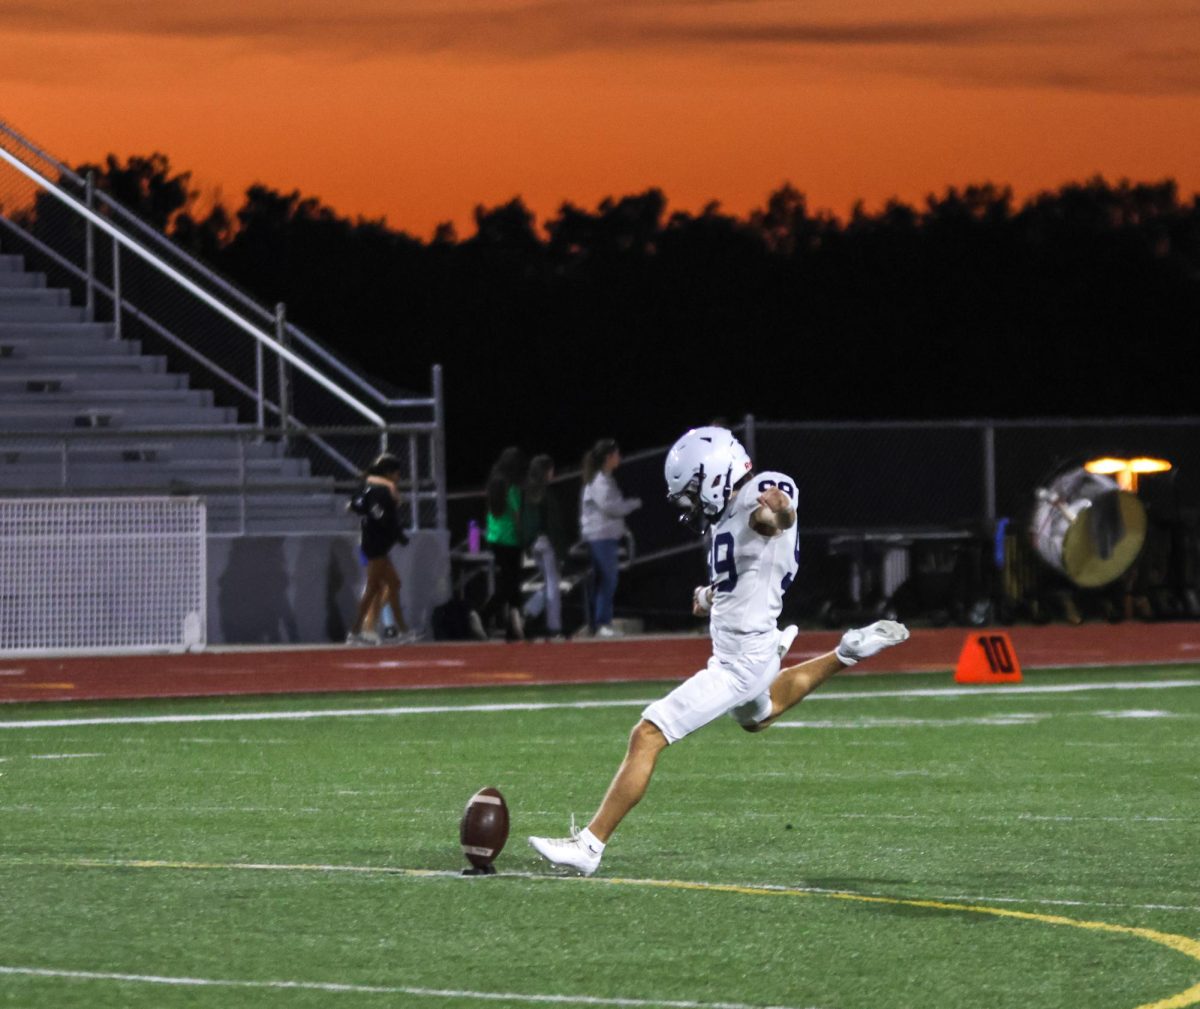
955, 632, 1023, 684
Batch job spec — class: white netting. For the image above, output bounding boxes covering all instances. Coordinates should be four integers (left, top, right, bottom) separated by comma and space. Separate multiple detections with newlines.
0, 497, 206, 654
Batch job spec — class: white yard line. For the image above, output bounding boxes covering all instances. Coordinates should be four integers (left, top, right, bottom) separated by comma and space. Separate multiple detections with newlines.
912, 892, 1198, 913
7, 864, 1200, 1008
774, 714, 1052, 728
2, 678, 1199, 731
818, 678, 1200, 700
0, 966, 821, 1009
0, 698, 651, 730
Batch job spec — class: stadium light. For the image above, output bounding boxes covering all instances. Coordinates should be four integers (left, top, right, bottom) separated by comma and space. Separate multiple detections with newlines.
1083, 456, 1173, 492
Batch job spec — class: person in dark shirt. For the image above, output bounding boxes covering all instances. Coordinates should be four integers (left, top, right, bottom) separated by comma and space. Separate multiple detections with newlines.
347, 453, 410, 644
476, 446, 528, 642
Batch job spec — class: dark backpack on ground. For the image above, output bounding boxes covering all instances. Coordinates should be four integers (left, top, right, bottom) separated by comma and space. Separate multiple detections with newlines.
432, 598, 475, 641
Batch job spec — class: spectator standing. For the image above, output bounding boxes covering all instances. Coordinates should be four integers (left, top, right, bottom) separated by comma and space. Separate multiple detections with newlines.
479, 446, 527, 642
521, 454, 569, 641
580, 438, 642, 637
346, 453, 410, 644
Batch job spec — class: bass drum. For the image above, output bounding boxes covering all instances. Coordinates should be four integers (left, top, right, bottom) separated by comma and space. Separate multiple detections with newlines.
1031, 466, 1147, 588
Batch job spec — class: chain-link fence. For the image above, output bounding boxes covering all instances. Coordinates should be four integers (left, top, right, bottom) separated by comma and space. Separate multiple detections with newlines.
449, 418, 1200, 632
752, 417, 1200, 532
749, 417, 1199, 628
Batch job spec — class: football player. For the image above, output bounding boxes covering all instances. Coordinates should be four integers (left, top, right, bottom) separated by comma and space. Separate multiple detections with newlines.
529, 426, 909, 875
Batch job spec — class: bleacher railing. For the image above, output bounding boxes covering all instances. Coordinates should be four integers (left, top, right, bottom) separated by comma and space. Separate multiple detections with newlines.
1, 425, 439, 537
0, 118, 447, 530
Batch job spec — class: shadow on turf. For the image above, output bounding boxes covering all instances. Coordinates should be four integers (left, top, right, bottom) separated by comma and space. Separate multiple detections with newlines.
800, 878, 995, 924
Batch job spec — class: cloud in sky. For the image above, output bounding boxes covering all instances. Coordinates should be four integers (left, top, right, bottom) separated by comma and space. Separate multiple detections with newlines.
3, 0, 1198, 237
1, 1, 1198, 93
0, 2, 1134, 49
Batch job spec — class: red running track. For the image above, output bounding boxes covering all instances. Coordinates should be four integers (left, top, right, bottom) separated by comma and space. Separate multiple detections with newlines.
2, 622, 1198, 705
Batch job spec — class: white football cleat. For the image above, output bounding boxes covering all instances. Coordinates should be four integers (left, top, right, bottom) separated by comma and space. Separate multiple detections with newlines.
777, 624, 799, 660
835, 620, 909, 666
528, 829, 603, 876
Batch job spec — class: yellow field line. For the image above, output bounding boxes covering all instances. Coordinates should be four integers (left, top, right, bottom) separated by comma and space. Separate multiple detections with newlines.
12, 857, 1200, 1009
598, 876, 1200, 1009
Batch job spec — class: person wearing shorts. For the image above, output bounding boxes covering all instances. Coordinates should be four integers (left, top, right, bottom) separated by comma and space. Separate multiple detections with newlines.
346, 453, 410, 644
528, 426, 910, 875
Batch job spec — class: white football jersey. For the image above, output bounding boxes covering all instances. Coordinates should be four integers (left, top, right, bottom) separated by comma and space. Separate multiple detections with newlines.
707, 471, 800, 635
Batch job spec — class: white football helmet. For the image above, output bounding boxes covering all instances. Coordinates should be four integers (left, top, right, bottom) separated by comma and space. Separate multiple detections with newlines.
664, 426, 752, 532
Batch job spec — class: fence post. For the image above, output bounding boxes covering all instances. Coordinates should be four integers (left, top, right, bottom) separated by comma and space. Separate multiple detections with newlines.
254, 338, 265, 436
742, 413, 757, 463
84, 171, 95, 319
982, 422, 996, 525
275, 302, 289, 446
432, 363, 448, 532
111, 235, 121, 340
408, 432, 420, 532
238, 434, 248, 536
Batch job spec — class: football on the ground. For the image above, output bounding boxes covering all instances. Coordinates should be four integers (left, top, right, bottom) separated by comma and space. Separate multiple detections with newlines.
459, 787, 509, 869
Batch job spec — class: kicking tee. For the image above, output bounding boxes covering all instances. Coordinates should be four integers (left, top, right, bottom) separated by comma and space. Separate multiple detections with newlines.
707, 471, 800, 635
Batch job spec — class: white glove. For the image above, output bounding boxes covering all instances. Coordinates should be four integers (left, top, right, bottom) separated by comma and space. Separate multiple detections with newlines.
692, 585, 713, 615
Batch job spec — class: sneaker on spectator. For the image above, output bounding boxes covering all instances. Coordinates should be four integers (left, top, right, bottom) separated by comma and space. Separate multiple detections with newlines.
467, 610, 488, 641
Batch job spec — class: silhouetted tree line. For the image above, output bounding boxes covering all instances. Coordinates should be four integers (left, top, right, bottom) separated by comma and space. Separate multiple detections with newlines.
53, 155, 1200, 484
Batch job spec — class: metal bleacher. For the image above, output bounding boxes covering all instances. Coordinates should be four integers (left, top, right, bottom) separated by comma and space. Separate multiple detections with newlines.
0, 118, 447, 536
0, 245, 355, 533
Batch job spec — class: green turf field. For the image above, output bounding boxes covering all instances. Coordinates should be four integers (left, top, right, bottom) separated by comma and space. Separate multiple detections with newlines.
2, 666, 1199, 1009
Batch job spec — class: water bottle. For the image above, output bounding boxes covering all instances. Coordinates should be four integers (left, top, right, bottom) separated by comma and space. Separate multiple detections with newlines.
468, 519, 481, 553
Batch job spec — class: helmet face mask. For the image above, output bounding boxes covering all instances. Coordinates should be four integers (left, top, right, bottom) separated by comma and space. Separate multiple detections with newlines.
667, 468, 710, 534
663, 427, 751, 535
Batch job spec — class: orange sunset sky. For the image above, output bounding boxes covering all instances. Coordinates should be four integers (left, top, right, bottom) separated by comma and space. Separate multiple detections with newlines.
3, 0, 1199, 237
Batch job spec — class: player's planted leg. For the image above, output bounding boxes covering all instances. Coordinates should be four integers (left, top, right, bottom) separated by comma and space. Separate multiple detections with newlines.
588, 719, 668, 841
527, 828, 603, 876
752, 620, 909, 731
528, 719, 668, 875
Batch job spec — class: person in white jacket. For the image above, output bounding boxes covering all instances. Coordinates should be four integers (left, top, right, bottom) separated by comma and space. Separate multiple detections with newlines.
579, 438, 642, 636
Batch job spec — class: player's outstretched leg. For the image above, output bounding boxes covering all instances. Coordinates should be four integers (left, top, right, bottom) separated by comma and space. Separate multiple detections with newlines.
835, 619, 910, 666
752, 620, 909, 731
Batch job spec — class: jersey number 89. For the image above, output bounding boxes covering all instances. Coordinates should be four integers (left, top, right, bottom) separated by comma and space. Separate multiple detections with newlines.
710, 532, 737, 593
